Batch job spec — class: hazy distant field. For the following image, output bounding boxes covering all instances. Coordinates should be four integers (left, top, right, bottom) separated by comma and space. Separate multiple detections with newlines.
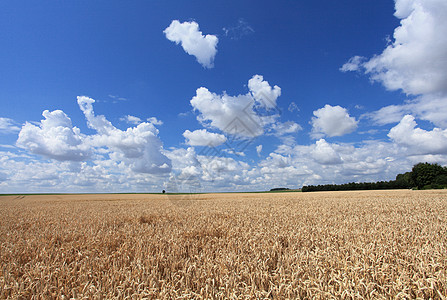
1, 190, 446, 298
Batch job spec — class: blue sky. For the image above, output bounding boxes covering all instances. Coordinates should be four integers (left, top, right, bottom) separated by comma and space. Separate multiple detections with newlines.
1, 0, 447, 193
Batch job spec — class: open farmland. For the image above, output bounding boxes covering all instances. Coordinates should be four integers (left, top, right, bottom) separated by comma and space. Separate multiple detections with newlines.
1, 190, 446, 298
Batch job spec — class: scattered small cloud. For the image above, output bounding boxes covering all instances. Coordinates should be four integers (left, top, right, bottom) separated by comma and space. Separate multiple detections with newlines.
178, 111, 192, 118
256, 145, 262, 157
248, 75, 281, 110
108, 95, 128, 102
164, 20, 218, 68
311, 105, 358, 138
269, 121, 302, 136
120, 115, 142, 125
0, 117, 21, 134
358, 129, 380, 135
147, 117, 163, 126
288, 102, 300, 113
183, 129, 227, 147
222, 148, 246, 157
340, 56, 365, 72
222, 18, 254, 40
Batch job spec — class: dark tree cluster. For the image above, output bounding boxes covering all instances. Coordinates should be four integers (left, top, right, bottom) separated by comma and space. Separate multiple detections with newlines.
411, 162, 447, 189
270, 188, 290, 191
301, 180, 408, 192
302, 162, 447, 192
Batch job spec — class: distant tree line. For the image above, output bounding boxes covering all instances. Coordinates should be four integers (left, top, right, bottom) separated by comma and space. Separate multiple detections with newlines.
270, 188, 290, 191
302, 162, 447, 192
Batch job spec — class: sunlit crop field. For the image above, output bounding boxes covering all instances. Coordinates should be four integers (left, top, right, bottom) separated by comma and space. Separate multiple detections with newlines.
1, 190, 446, 298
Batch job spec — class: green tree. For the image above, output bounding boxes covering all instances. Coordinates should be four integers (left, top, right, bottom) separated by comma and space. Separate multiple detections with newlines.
434, 174, 447, 187
411, 162, 445, 189
395, 171, 413, 188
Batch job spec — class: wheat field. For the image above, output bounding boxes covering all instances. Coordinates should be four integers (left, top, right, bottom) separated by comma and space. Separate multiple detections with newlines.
1, 190, 446, 299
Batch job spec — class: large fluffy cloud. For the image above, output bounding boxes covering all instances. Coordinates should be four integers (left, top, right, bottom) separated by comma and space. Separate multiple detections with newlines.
164, 20, 218, 68
0, 149, 171, 193
311, 105, 358, 138
15, 96, 171, 176
190, 75, 283, 138
16, 110, 91, 161
254, 139, 409, 188
77, 96, 171, 174
342, 0, 447, 128
342, 0, 447, 95
191, 87, 263, 137
183, 129, 226, 147
311, 139, 342, 165
388, 115, 447, 155
164, 146, 252, 192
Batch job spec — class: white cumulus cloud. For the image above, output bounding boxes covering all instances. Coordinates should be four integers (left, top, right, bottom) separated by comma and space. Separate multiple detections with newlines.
183, 129, 227, 147
16, 97, 172, 176
344, 0, 447, 96
311, 105, 358, 138
248, 75, 281, 109
16, 110, 91, 161
312, 139, 342, 165
190, 75, 282, 138
388, 114, 447, 155
77, 96, 171, 174
343, 0, 447, 129
164, 20, 218, 68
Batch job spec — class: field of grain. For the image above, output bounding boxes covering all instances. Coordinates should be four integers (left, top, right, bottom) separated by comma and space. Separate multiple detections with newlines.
1, 190, 446, 298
